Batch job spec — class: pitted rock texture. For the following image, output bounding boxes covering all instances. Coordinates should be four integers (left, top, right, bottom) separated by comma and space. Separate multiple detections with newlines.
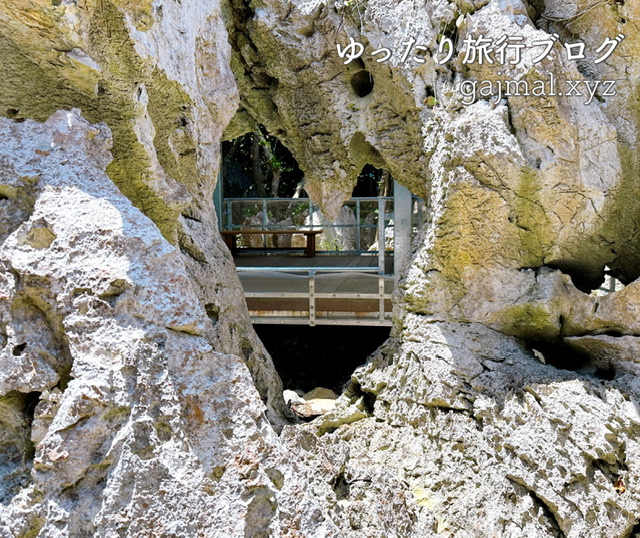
280, 318, 640, 537
0, 111, 337, 537
2, 0, 640, 537
0, 0, 288, 423
226, 0, 639, 290
225, 0, 640, 536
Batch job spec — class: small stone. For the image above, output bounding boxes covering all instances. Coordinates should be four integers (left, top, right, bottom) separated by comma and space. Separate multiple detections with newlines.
303, 387, 338, 401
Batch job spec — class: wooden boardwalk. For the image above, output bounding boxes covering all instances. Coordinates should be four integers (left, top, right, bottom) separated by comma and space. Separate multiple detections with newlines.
235, 255, 394, 326
235, 254, 384, 269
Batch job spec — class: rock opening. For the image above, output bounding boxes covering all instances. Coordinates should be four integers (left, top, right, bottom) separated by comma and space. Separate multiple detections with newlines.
0, 391, 40, 505
530, 341, 616, 380
352, 164, 393, 197
221, 129, 304, 198
350, 70, 374, 98
254, 325, 390, 394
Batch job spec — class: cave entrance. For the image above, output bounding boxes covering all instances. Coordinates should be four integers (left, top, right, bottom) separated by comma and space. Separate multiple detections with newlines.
216, 132, 426, 326
254, 325, 390, 394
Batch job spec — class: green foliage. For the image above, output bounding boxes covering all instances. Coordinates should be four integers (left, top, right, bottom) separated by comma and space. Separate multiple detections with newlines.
267, 153, 292, 173
242, 205, 260, 219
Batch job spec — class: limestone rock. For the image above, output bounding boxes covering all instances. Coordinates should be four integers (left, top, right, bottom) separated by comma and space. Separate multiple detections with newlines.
0, 0, 289, 425
285, 387, 339, 419
304, 387, 339, 401
0, 111, 337, 537
3, 0, 640, 536
290, 399, 337, 419
225, 0, 640, 535
566, 335, 640, 377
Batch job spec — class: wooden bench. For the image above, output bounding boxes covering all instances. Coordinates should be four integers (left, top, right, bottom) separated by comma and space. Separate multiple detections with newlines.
221, 229, 323, 257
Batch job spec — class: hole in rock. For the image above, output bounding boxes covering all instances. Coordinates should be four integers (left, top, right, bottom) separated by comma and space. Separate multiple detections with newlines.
5, 108, 19, 118
331, 472, 350, 500
352, 164, 393, 197
0, 390, 40, 505
350, 380, 376, 414
529, 341, 593, 372
423, 85, 438, 107
530, 340, 617, 380
221, 128, 304, 198
11, 343, 26, 356
205, 303, 220, 323
350, 70, 374, 98
593, 268, 625, 295
549, 263, 626, 296
254, 325, 390, 394
595, 365, 616, 381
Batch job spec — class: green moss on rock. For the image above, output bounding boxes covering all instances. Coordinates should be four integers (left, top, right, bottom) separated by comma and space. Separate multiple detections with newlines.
0, 0, 198, 243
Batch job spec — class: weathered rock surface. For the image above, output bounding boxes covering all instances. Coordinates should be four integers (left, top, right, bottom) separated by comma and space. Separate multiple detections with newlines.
224, 0, 640, 536
0, 0, 288, 425
0, 111, 338, 537
2, 0, 640, 537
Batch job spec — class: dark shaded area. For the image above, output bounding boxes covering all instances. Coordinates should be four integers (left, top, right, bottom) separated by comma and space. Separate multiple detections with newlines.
626, 519, 640, 538
331, 472, 350, 500
11, 343, 26, 356
254, 325, 390, 394
0, 390, 41, 505
350, 70, 374, 97
221, 129, 304, 198
529, 340, 592, 372
350, 380, 376, 414
22, 391, 40, 461
351, 164, 394, 197
529, 340, 616, 380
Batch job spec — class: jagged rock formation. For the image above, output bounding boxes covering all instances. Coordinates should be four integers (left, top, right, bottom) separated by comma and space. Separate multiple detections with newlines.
0, 0, 287, 425
226, 0, 640, 536
1, 0, 640, 536
0, 110, 338, 536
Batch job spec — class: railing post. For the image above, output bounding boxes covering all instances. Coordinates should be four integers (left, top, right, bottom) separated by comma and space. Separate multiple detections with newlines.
378, 197, 385, 275
355, 199, 361, 253
379, 276, 385, 322
309, 270, 316, 326
262, 198, 268, 248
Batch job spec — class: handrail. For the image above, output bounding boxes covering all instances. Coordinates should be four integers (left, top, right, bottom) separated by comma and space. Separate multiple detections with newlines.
236, 266, 380, 273
237, 267, 392, 326
223, 196, 393, 202
222, 196, 395, 258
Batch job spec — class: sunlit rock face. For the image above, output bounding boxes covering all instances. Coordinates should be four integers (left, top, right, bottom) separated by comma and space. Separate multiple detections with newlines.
0, 0, 288, 424
226, 0, 640, 536
2, 0, 640, 536
0, 110, 339, 537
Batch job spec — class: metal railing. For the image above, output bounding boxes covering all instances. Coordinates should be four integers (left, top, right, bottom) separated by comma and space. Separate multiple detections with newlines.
237, 266, 392, 326
221, 197, 393, 254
